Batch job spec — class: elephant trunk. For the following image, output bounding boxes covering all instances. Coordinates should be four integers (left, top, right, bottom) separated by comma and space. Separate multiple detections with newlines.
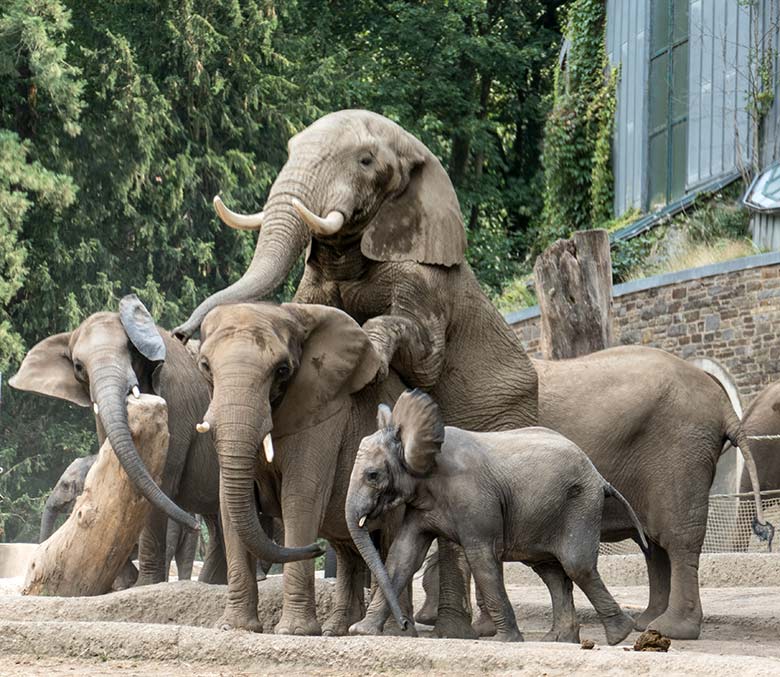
91, 364, 198, 530
219, 450, 322, 564
346, 507, 409, 631
174, 172, 316, 340
39, 500, 59, 543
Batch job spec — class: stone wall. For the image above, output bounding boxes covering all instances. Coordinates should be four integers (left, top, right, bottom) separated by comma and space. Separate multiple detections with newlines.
506, 252, 780, 406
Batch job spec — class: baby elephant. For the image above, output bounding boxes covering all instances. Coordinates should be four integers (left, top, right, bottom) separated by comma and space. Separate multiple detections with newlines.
347, 390, 645, 644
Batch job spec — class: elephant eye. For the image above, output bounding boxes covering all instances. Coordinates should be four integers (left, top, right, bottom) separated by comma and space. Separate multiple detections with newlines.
198, 358, 211, 375
359, 155, 373, 167
366, 469, 380, 483
275, 363, 291, 381
73, 360, 87, 382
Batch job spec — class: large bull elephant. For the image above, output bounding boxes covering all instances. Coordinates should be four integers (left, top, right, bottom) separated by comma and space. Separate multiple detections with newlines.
171, 110, 768, 639
11, 295, 248, 584
195, 302, 404, 635
175, 109, 540, 638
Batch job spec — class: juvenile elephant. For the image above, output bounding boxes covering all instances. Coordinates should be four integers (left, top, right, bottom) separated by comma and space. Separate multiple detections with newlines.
11, 295, 237, 584
196, 302, 405, 635
347, 390, 644, 645
740, 380, 780, 494
176, 109, 539, 637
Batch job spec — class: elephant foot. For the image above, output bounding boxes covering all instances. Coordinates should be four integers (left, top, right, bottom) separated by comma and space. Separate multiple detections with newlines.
603, 612, 636, 645
495, 629, 524, 642
215, 610, 263, 633
634, 605, 666, 631
349, 618, 384, 636
647, 611, 701, 640
414, 597, 438, 626
434, 612, 479, 639
472, 610, 496, 637
382, 618, 418, 638
135, 573, 165, 587
275, 612, 322, 636
542, 625, 580, 643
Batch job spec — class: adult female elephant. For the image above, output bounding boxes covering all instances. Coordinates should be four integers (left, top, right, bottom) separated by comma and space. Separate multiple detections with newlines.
11, 295, 307, 584
740, 380, 780, 495
175, 109, 539, 637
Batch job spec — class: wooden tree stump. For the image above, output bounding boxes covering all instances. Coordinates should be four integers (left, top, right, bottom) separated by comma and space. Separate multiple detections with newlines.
534, 229, 613, 360
23, 395, 169, 596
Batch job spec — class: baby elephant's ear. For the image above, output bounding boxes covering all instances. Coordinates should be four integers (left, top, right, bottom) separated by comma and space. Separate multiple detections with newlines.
119, 294, 166, 363
392, 389, 444, 475
377, 403, 393, 430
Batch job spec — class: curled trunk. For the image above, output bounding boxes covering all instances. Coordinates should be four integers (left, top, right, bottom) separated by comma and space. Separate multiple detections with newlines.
220, 451, 321, 564
92, 366, 197, 530
39, 503, 59, 543
347, 515, 409, 630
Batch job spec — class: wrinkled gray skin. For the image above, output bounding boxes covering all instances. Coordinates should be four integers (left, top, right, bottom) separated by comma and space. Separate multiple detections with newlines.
740, 381, 780, 495
11, 296, 239, 585
197, 302, 405, 635
347, 391, 642, 645
41, 453, 199, 584
175, 109, 538, 638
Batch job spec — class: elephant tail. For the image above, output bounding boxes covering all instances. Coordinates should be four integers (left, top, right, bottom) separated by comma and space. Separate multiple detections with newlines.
724, 408, 775, 547
603, 483, 649, 555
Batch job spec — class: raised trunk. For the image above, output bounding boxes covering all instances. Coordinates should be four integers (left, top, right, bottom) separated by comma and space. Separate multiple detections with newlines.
219, 452, 322, 564
92, 366, 197, 530
347, 515, 409, 630
175, 174, 315, 339
39, 503, 59, 543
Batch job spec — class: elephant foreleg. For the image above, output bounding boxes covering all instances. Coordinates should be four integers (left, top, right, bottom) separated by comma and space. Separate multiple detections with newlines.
136, 508, 169, 585
175, 515, 199, 581
433, 538, 478, 639
198, 513, 228, 584
322, 543, 366, 636
217, 487, 261, 632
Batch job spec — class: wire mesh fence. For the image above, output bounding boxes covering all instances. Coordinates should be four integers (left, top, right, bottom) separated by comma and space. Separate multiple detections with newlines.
599, 490, 780, 556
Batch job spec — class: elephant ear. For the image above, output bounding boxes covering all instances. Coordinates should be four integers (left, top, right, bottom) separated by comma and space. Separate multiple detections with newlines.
392, 389, 444, 476
361, 141, 467, 267
8, 332, 90, 407
273, 303, 382, 436
119, 294, 166, 363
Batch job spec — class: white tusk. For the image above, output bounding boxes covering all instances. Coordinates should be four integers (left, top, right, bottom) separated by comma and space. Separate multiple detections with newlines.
358, 515, 367, 528
213, 195, 264, 231
196, 421, 210, 433
292, 198, 344, 236
93, 402, 99, 415
132, 386, 140, 399
262, 433, 275, 463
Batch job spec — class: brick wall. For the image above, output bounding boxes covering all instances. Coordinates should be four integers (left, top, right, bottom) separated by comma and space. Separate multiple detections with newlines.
507, 252, 780, 404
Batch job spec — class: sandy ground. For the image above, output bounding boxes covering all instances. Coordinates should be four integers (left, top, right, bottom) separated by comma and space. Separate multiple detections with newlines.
1, 556, 780, 676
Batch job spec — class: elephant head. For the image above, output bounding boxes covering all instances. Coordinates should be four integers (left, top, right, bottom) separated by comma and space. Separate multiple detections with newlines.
197, 302, 380, 563
10, 295, 198, 530
174, 110, 467, 339
39, 454, 97, 542
345, 389, 444, 631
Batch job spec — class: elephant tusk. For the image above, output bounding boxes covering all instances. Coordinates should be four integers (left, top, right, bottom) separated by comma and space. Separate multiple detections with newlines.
358, 515, 367, 528
132, 386, 141, 399
196, 421, 210, 433
213, 195, 264, 231
93, 402, 99, 416
262, 433, 275, 463
292, 198, 344, 236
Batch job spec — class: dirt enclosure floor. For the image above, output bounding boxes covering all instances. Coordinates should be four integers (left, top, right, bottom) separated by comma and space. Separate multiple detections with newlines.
2, 554, 780, 676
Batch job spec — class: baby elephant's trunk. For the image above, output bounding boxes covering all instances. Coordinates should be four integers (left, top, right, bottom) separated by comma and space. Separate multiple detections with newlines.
603, 483, 649, 554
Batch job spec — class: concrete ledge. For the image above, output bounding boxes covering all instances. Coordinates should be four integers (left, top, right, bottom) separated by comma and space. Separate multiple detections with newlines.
0, 544, 37, 578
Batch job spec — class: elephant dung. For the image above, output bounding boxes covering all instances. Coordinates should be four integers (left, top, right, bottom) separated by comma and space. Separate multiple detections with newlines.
23, 395, 169, 597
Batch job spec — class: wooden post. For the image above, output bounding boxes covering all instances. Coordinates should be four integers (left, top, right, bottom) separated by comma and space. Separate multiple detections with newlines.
534, 229, 614, 360
23, 395, 169, 596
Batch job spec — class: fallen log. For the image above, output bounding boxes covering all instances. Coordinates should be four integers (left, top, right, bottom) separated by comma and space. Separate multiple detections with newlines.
23, 395, 169, 596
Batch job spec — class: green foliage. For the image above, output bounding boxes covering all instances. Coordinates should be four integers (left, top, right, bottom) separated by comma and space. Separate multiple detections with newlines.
539, 0, 616, 251
0, 0, 566, 540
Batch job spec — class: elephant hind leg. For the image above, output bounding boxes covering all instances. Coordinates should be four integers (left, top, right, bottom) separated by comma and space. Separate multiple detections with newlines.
532, 561, 579, 643
646, 546, 703, 640
322, 543, 366, 636
433, 538, 478, 639
199, 513, 228, 585
634, 541, 671, 631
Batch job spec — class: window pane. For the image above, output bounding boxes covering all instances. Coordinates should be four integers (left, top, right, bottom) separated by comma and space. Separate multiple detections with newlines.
673, 0, 688, 43
649, 54, 669, 134
651, 0, 670, 53
671, 121, 688, 200
649, 132, 668, 208
671, 42, 689, 120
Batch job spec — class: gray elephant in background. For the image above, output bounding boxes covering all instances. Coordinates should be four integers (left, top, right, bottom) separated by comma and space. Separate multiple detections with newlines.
346, 390, 644, 645
40, 453, 200, 583
740, 380, 780, 495
12, 295, 229, 585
